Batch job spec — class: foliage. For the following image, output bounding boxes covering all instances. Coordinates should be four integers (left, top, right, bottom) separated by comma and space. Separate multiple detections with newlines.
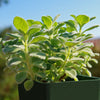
2, 14, 99, 91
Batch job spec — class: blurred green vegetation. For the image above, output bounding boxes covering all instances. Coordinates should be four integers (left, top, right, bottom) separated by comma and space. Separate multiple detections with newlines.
0, 0, 9, 6
0, 27, 19, 100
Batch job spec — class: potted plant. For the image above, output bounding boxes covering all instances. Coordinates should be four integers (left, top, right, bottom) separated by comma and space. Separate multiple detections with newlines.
3, 14, 100, 100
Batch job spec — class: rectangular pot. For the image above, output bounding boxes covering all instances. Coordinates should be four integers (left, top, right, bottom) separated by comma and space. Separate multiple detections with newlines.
18, 75, 100, 100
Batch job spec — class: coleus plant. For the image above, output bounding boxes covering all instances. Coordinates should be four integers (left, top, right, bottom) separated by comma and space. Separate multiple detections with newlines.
3, 14, 99, 91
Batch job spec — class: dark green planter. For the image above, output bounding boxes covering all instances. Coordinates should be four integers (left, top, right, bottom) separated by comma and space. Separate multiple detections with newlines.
18, 75, 100, 100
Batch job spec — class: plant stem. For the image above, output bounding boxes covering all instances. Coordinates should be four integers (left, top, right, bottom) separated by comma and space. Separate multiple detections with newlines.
24, 35, 34, 80
79, 27, 82, 33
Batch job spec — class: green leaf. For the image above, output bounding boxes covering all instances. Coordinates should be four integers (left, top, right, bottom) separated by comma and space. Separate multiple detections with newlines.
87, 62, 92, 68
33, 21, 42, 25
59, 27, 66, 33
90, 16, 96, 21
75, 43, 94, 51
65, 69, 78, 81
13, 16, 29, 33
48, 56, 64, 63
36, 72, 46, 78
82, 67, 91, 77
90, 58, 98, 64
33, 61, 47, 69
3, 44, 24, 53
27, 27, 41, 35
47, 16, 53, 21
76, 15, 90, 27
79, 48, 95, 57
60, 33, 74, 38
71, 57, 84, 61
42, 16, 52, 29
27, 19, 34, 27
7, 57, 21, 66
65, 20, 77, 32
53, 14, 60, 23
86, 69, 91, 77
51, 38, 61, 47
65, 41, 79, 47
82, 25, 99, 33
70, 14, 76, 19
15, 72, 27, 84
94, 53, 100, 56
30, 52, 46, 60
3, 45, 17, 53
7, 33, 22, 39
30, 36, 47, 44
24, 80, 33, 91
81, 34, 94, 41
55, 22, 65, 30
66, 27, 75, 32
65, 20, 76, 28
29, 44, 39, 48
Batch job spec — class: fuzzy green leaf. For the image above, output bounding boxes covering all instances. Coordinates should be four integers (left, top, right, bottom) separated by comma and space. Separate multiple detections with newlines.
59, 27, 66, 33
7, 33, 22, 39
76, 15, 90, 27
27, 27, 41, 35
82, 25, 99, 33
48, 56, 64, 62
79, 48, 95, 57
51, 38, 61, 47
36, 72, 46, 78
24, 80, 33, 91
90, 16, 96, 21
55, 22, 65, 30
90, 59, 98, 64
82, 67, 91, 77
30, 36, 47, 44
13, 16, 28, 33
33, 61, 47, 69
33, 21, 42, 25
27, 20, 34, 27
66, 27, 75, 32
87, 62, 92, 68
7, 57, 21, 66
15, 72, 27, 84
82, 34, 94, 41
75, 43, 94, 51
65, 41, 79, 47
65, 20, 76, 29
71, 57, 84, 61
70, 14, 76, 19
42, 16, 52, 29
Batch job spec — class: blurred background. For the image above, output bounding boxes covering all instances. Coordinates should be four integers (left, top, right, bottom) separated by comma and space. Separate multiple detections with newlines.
0, 0, 100, 100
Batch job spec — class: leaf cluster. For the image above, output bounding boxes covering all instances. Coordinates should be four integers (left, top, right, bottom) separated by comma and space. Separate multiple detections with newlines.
2, 14, 99, 91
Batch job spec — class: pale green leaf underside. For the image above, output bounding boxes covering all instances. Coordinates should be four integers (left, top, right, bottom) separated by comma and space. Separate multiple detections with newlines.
65, 69, 78, 81
48, 57, 64, 62
30, 52, 46, 60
